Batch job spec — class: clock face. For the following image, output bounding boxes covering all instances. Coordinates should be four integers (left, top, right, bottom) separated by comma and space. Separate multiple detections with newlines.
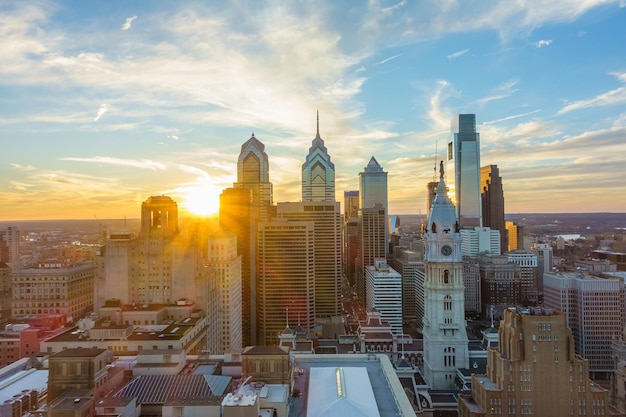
441, 245, 452, 256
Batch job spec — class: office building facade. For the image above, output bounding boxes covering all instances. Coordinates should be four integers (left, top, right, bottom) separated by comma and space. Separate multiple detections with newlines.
277, 202, 342, 318
0, 226, 19, 269
365, 259, 403, 334
233, 134, 274, 344
543, 271, 625, 375
447, 114, 481, 228
481, 165, 506, 252
256, 220, 315, 346
459, 307, 613, 416
356, 205, 387, 303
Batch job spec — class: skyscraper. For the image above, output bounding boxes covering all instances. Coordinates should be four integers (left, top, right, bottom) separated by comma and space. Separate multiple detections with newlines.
220, 187, 253, 346
233, 133, 274, 345
256, 219, 315, 345
481, 164, 506, 252
506, 221, 524, 251
355, 205, 387, 303
422, 166, 469, 389
355, 157, 389, 304
277, 202, 342, 318
302, 113, 335, 202
458, 307, 613, 416
359, 156, 388, 213
447, 114, 481, 228
0, 226, 20, 269
365, 259, 402, 334
206, 230, 242, 353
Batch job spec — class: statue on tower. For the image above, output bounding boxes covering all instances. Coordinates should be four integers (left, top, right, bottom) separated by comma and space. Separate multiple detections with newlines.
439, 160, 444, 179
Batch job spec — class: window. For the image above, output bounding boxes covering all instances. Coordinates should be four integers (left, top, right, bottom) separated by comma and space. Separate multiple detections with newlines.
444, 295, 452, 311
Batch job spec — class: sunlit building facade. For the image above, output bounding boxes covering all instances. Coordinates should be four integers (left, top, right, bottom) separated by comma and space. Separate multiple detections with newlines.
459, 307, 613, 417
481, 164, 506, 252
233, 133, 274, 345
365, 259, 402, 334
206, 231, 242, 353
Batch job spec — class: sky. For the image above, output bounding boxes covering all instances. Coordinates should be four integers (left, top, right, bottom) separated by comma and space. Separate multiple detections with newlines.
1, 0, 625, 220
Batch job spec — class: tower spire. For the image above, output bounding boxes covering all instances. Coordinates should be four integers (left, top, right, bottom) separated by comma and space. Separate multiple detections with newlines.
316, 110, 320, 139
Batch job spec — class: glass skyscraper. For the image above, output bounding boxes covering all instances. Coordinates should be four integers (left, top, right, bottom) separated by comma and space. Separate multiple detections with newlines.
302, 113, 335, 202
447, 114, 481, 228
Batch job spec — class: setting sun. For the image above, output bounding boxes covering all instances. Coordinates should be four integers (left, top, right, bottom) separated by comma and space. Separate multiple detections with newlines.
179, 184, 221, 217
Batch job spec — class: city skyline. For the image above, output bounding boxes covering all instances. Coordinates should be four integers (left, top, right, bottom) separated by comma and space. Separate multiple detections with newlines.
1, 1, 625, 220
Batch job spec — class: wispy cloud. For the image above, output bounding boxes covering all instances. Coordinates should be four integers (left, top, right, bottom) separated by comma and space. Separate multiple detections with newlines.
167, 135, 180, 140
10, 163, 36, 171
447, 48, 469, 60
476, 79, 520, 106
60, 156, 167, 171
557, 72, 626, 115
376, 54, 402, 65
535, 39, 552, 48
484, 109, 541, 124
94, 104, 108, 121
121, 16, 137, 31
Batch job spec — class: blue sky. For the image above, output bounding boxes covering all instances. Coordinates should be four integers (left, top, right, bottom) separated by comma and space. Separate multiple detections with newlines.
1, 0, 625, 220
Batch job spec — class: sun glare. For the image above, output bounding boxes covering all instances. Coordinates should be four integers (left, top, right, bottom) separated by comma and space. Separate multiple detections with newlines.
180, 184, 221, 217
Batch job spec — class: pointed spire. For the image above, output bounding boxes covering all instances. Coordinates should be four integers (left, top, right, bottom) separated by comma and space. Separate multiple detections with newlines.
316, 110, 320, 139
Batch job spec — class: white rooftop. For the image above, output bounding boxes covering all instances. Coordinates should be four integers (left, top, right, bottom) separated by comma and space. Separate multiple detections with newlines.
307, 367, 380, 417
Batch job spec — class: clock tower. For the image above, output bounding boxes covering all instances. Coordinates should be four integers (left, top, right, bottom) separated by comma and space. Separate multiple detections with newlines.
422, 161, 469, 390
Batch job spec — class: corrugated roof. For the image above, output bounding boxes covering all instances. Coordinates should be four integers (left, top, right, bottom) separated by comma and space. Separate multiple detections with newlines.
115, 374, 231, 405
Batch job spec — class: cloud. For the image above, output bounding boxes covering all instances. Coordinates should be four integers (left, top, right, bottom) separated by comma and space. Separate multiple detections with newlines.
60, 156, 167, 170
557, 72, 626, 115
94, 104, 108, 121
376, 54, 402, 65
484, 110, 541, 124
167, 135, 180, 140
535, 39, 552, 48
447, 48, 469, 59
476, 78, 519, 106
10, 163, 36, 171
121, 16, 138, 31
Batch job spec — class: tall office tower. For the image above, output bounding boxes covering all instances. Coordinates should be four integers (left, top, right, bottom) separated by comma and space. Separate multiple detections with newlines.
458, 307, 613, 417
206, 231, 242, 353
234, 133, 274, 223
344, 190, 359, 220
462, 256, 481, 317
359, 156, 388, 213
544, 272, 625, 377
277, 202, 341, 318
506, 221, 524, 251
233, 134, 274, 345
478, 253, 522, 318
136, 196, 196, 305
389, 247, 424, 326
344, 216, 359, 287
422, 168, 468, 390
460, 226, 501, 257
426, 180, 438, 219
0, 262, 12, 324
0, 226, 20, 268
355, 205, 387, 303
480, 165, 506, 252
220, 187, 253, 346
532, 241, 553, 299
141, 195, 178, 237
343, 190, 360, 286
447, 114, 481, 228
302, 113, 335, 202
12, 263, 95, 320
365, 259, 402, 334
507, 250, 538, 305
256, 220, 315, 345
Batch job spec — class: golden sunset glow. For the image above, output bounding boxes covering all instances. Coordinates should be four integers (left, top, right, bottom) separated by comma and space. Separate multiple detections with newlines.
180, 184, 221, 217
